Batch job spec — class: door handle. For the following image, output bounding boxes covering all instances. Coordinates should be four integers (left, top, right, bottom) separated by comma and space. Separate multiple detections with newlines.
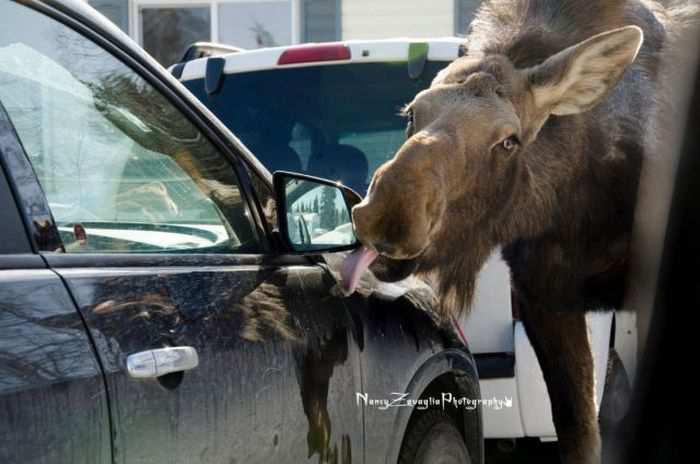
127, 346, 199, 379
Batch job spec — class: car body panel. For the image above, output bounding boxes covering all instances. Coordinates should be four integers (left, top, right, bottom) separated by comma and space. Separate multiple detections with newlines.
0, 2, 482, 463
462, 250, 514, 354
49, 260, 363, 463
176, 38, 463, 82
467, 251, 614, 439
514, 312, 612, 438
383, 349, 482, 464
0, 269, 111, 464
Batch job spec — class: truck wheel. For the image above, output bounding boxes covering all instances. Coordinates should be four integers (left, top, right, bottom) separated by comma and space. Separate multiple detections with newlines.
398, 409, 471, 464
599, 349, 631, 430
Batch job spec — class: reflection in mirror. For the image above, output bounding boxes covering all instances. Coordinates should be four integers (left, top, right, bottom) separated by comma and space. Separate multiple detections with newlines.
284, 178, 355, 250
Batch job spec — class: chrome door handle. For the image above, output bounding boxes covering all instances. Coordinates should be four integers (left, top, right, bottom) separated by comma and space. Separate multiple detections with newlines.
127, 346, 199, 379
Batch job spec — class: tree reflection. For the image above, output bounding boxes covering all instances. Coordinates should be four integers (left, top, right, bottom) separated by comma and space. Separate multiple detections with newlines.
0, 279, 99, 392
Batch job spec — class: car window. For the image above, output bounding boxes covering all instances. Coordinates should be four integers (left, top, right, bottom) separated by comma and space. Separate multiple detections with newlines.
183, 62, 447, 196
285, 180, 353, 246
0, 2, 259, 254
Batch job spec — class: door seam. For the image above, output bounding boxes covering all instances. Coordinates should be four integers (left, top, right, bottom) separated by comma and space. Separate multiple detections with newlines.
48, 265, 117, 464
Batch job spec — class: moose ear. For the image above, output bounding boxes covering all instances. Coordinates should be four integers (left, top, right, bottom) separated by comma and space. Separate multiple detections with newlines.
528, 26, 643, 116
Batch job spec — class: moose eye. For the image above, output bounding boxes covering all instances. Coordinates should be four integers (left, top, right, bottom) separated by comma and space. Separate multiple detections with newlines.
499, 135, 520, 152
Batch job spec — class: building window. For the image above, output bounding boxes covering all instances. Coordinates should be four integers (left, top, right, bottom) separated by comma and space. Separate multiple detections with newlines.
301, 0, 340, 43
90, 0, 300, 67
141, 6, 211, 66
218, 1, 293, 48
455, 0, 481, 36
88, 0, 129, 32
88, 1, 343, 65
130, 1, 295, 66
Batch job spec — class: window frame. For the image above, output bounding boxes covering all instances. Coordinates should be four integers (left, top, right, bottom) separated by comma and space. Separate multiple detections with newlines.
5, 0, 273, 256
298, 0, 341, 43
0, 103, 36, 257
128, 0, 303, 46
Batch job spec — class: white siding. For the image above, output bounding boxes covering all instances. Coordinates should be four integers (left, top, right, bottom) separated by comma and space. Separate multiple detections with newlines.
341, 0, 454, 40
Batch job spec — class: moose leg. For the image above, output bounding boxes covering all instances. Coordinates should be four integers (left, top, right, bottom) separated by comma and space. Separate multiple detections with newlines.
521, 304, 600, 464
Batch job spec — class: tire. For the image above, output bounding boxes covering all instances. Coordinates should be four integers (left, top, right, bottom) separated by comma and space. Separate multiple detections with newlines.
398, 409, 471, 464
599, 349, 631, 431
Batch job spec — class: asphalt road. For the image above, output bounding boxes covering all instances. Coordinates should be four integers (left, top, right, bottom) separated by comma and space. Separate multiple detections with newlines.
485, 439, 560, 463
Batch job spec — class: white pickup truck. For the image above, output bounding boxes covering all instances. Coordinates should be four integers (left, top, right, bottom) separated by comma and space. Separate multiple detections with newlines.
465, 250, 635, 442
171, 37, 636, 443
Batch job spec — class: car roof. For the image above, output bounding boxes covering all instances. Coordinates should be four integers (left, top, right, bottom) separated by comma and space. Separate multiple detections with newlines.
34, 0, 273, 183
176, 38, 464, 82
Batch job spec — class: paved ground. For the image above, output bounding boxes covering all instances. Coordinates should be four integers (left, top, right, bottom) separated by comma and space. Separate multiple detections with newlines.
485, 439, 560, 463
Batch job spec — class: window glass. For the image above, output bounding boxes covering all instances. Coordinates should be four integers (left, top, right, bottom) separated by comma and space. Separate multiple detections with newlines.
285, 179, 354, 249
218, 1, 292, 49
302, 0, 340, 42
185, 62, 447, 196
0, 1, 258, 254
141, 7, 210, 66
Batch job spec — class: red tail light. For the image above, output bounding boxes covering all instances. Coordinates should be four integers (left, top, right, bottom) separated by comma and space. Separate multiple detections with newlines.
278, 44, 351, 65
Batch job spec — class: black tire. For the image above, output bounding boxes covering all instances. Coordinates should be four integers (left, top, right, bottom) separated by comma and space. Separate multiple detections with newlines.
599, 349, 631, 431
398, 409, 471, 464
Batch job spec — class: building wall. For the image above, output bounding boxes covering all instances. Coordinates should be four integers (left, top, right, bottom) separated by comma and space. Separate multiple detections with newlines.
88, 1, 483, 42
341, 0, 454, 40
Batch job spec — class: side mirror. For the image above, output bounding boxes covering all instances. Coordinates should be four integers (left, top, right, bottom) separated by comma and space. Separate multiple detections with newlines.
273, 171, 362, 253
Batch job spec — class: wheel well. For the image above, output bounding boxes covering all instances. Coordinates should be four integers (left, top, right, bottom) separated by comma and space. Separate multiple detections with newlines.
406, 371, 482, 462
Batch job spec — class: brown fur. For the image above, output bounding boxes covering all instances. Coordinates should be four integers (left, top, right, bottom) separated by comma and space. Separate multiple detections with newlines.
350, 1, 693, 462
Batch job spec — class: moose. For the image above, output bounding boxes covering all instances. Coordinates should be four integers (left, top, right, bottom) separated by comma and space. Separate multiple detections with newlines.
340, 1, 685, 462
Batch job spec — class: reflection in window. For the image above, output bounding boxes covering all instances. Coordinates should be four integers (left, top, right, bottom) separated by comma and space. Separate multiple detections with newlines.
0, 1, 258, 254
141, 7, 211, 66
286, 180, 353, 248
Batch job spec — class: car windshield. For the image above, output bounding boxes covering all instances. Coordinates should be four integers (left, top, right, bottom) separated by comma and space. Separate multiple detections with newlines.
183, 61, 447, 195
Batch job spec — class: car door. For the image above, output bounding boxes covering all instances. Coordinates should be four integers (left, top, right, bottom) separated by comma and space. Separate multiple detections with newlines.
0, 2, 362, 463
245, 165, 366, 464
0, 112, 111, 464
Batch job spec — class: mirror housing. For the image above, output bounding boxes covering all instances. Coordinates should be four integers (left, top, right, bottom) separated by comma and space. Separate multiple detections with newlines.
273, 171, 362, 253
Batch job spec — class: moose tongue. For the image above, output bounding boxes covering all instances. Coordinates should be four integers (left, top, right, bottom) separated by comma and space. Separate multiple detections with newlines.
340, 247, 379, 295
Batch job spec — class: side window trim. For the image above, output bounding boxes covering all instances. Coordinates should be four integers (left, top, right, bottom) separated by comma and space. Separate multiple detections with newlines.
223, 152, 273, 253
41, 252, 311, 270
0, 98, 63, 253
4, 0, 272, 255
0, 113, 41, 258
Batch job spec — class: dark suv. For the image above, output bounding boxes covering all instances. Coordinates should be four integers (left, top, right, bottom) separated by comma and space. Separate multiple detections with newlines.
0, 1, 481, 463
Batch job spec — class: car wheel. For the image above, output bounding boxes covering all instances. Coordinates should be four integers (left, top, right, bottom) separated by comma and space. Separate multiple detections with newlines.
599, 349, 631, 430
398, 409, 471, 464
